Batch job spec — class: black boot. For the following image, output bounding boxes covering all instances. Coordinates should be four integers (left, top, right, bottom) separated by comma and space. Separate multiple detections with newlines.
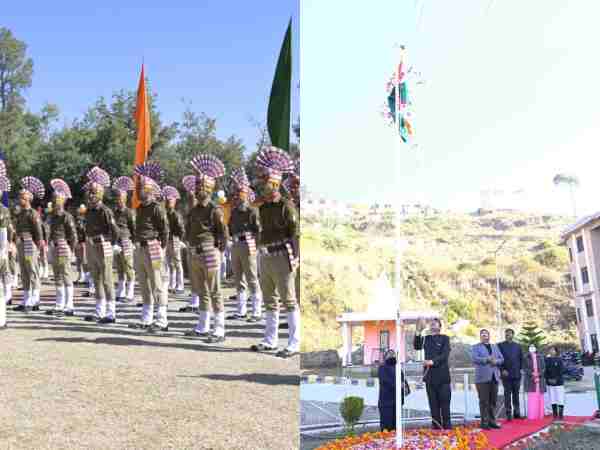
558, 405, 564, 420
552, 404, 558, 419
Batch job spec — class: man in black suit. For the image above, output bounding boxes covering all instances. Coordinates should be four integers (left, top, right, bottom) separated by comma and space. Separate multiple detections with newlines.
497, 328, 524, 420
414, 318, 452, 430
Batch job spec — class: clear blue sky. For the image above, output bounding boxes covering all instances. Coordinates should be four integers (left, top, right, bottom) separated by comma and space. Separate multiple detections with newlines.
3, 1, 299, 154
302, 0, 600, 217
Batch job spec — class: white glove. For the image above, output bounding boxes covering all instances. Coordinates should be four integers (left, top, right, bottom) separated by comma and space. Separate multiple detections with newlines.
113, 245, 122, 255
179, 242, 187, 249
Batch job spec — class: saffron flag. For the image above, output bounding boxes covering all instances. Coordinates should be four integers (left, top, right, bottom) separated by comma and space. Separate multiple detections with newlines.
132, 64, 151, 208
267, 19, 292, 152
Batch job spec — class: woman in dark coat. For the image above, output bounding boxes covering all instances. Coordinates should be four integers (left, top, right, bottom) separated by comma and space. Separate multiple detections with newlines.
378, 350, 406, 431
545, 346, 565, 420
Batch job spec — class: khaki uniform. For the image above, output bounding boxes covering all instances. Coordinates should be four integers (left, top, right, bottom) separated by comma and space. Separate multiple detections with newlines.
85, 203, 119, 319
257, 198, 299, 351
48, 210, 77, 312
166, 208, 185, 291
229, 203, 261, 317
186, 201, 227, 335
113, 206, 136, 300
48, 211, 77, 286
74, 215, 87, 279
15, 207, 43, 307
0, 206, 12, 326
134, 201, 168, 326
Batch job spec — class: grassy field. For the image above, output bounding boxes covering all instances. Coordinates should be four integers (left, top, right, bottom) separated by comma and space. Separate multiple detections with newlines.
2, 280, 299, 450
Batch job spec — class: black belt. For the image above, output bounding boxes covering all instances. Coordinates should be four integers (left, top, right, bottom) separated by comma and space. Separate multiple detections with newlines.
266, 243, 286, 254
138, 240, 149, 247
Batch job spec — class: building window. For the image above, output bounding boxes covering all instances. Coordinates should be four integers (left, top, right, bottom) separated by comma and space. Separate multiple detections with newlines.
568, 247, 573, 262
577, 236, 584, 253
592, 334, 599, 353
582, 267, 590, 285
379, 330, 390, 352
576, 307, 582, 323
586, 298, 594, 317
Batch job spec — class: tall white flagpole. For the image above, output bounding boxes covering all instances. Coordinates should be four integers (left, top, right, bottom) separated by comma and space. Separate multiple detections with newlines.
394, 46, 405, 450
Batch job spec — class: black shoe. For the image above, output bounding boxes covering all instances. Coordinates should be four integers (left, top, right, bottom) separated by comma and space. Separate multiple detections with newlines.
558, 405, 564, 420
226, 314, 246, 320
147, 324, 169, 333
136, 302, 143, 307
13, 305, 25, 311
552, 404, 558, 419
45, 309, 55, 316
278, 322, 288, 329
32, 305, 40, 311
6, 299, 12, 306
480, 423, 490, 430
205, 334, 225, 344
178, 306, 198, 313
83, 315, 98, 322
97, 317, 116, 324
128, 323, 149, 330
64, 311, 75, 317
83, 292, 91, 297
513, 414, 525, 420
115, 297, 126, 302
250, 343, 278, 352
276, 348, 298, 358
184, 329, 209, 338
488, 422, 501, 429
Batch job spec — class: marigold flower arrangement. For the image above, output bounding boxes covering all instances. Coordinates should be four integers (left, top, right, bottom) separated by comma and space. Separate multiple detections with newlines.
316, 426, 496, 450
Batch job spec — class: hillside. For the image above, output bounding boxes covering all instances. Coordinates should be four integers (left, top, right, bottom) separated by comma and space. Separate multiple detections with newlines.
301, 209, 577, 353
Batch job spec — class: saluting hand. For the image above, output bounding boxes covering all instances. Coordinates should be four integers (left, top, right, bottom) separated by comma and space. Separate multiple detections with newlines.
424, 360, 434, 367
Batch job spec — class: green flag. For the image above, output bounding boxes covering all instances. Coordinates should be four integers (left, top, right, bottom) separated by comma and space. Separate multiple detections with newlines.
267, 19, 292, 151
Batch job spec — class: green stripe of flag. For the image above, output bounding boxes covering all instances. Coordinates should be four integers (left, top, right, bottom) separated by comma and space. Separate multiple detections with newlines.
267, 19, 292, 152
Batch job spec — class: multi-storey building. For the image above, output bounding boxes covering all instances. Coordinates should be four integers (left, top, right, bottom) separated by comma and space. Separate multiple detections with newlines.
562, 213, 600, 353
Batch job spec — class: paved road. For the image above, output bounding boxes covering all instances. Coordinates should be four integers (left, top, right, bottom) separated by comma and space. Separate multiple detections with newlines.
1, 280, 299, 450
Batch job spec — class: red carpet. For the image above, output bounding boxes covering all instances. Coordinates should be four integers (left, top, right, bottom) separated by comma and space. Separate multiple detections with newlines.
484, 415, 592, 448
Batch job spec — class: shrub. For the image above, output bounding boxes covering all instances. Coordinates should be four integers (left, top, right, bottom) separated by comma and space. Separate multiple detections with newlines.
340, 396, 364, 434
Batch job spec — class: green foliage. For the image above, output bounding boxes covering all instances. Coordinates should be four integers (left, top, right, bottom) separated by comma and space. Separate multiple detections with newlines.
321, 229, 349, 252
517, 321, 547, 350
340, 396, 364, 433
534, 245, 568, 270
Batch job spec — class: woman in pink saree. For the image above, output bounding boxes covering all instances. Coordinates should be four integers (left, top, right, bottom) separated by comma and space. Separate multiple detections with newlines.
523, 345, 547, 419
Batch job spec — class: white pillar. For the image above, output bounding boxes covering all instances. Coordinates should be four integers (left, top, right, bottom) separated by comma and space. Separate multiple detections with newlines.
347, 324, 353, 366
572, 235, 592, 351
341, 322, 349, 367
581, 229, 600, 350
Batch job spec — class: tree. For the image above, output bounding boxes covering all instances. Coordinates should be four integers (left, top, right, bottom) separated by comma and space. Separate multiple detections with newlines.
0, 28, 33, 113
553, 173, 579, 218
516, 321, 546, 350
339, 396, 364, 435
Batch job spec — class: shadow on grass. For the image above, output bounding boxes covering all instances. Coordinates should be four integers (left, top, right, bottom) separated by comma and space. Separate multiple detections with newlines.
183, 372, 301, 386
34, 334, 250, 353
